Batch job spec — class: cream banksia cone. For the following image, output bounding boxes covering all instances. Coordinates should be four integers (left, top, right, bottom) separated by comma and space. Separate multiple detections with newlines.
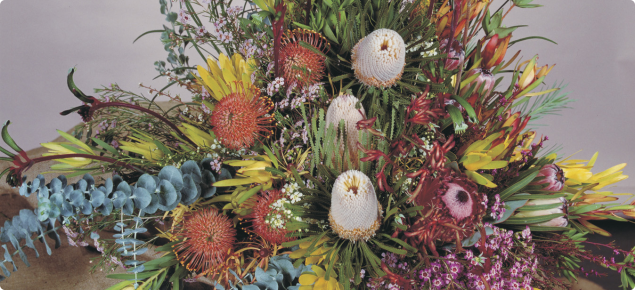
325, 94, 365, 157
329, 170, 382, 242
352, 29, 406, 88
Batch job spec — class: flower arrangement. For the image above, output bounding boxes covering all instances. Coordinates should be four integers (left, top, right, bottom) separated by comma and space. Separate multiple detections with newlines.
0, 0, 634, 289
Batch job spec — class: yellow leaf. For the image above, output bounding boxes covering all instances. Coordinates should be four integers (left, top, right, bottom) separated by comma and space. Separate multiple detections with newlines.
299, 273, 318, 286
465, 170, 497, 188
55, 130, 94, 154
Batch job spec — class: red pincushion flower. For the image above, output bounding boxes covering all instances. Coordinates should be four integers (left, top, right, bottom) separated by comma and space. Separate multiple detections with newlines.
172, 208, 236, 273
248, 189, 296, 245
210, 84, 274, 150
280, 29, 329, 88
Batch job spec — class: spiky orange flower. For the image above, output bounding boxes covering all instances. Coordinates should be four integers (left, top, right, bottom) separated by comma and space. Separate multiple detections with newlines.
248, 189, 296, 245
172, 208, 236, 274
280, 29, 330, 88
210, 83, 274, 150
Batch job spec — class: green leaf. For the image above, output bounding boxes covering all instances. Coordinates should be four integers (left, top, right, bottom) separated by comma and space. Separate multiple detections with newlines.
451, 95, 478, 123
134, 30, 166, 43
107, 270, 160, 280
91, 137, 120, 156
503, 213, 564, 225
498, 170, 540, 200
67, 68, 92, 103
509, 36, 557, 47
1, 121, 23, 153
371, 239, 407, 255
104, 280, 134, 290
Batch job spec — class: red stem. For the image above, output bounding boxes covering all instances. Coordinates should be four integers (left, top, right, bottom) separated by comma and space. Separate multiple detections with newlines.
93, 102, 197, 147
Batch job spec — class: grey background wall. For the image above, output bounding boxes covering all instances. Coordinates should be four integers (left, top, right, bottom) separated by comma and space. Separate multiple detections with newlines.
1, 0, 634, 192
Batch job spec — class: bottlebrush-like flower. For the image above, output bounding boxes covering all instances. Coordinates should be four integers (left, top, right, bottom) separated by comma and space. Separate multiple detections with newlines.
352, 29, 406, 88
247, 189, 296, 245
513, 197, 569, 227
325, 94, 365, 153
280, 29, 329, 88
459, 68, 496, 98
329, 170, 382, 242
210, 83, 275, 150
530, 164, 566, 192
172, 208, 236, 273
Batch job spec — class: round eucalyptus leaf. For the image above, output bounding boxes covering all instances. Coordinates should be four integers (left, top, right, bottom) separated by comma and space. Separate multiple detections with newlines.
157, 180, 177, 206
82, 173, 95, 189
117, 181, 132, 195
63, 185, 73, 199
136, 174, 157, 194
60, 201, 73, 217
77, 179, 87, 192
49, 178, 62, 194
158, 166, 183, 192
158, 190, 181, 212
19, 182, 29, 197
105, 178, 113, 195
132, 187, 151, 209
180, 174, 200, 205
112, 175, 124, 189
81, 199, 93, 215
90, 190, 105, 208
90, 232, 100, 240
111, 191, 129, 209
142, 194, 159, 214
201, 170, 217, 198
128, 264, 145, 273
48, 203, 61, 220
49, 193, 64, 207
180, 160, 202, 184
57, 175, 68, 188
37, 202, 51, 222
68, 190, 85, 207
199, 157, 214, 171
31, 178, 40, 194
121, 248, 148, 257
122, 199, 134, 215
98, 198, 113, 216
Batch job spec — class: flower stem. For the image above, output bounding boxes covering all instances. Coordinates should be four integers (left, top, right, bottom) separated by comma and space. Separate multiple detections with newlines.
94, 102, 197, 147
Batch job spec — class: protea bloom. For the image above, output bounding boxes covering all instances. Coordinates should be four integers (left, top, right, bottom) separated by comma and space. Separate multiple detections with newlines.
210, 83, 275, 150
352, 29, 406, 88
513, 197, 569, 227
171, 208, 236, 273
280, 29, 329, 88
247, 189, 296, 245
325, 94, 366, 154
329, 170, 382, 242
459, 68, 496, 98
410, 171, 486, 244
531, 164, 566, 192
481, 34, 511, 70
439, 39, 465, 71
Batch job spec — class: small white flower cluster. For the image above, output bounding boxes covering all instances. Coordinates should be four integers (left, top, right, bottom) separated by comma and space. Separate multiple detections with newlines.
408, 132, 434, 158
218, 31, 233, 43
277, 121, 309, 147
227, 6, 243, 16
407, 36, 438, 58
264, 182, 305, 229
178, 9, 191, 24
266, 77, 285, 96
209, 139, 226, 158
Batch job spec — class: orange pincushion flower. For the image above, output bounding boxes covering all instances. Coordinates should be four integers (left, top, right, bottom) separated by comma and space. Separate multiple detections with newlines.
210, 83, 274, 150
280, 29, 330, 88
248, 189, 296, 245
171, 208, 236, 274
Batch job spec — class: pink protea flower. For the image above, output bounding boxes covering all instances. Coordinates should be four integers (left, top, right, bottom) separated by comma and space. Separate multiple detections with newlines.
439, 39, 465, 71
531, 164, 565, 192
460, 68, 496, 97
172, 208, 236, 274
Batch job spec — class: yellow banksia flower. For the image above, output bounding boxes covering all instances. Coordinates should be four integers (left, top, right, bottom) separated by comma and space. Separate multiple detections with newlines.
196, 53, 257, 101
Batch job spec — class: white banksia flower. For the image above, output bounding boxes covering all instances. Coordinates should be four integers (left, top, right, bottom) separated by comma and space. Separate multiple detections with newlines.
352, 29, 406, 88
325, 94, 365, 153
329, 170, 382, 242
